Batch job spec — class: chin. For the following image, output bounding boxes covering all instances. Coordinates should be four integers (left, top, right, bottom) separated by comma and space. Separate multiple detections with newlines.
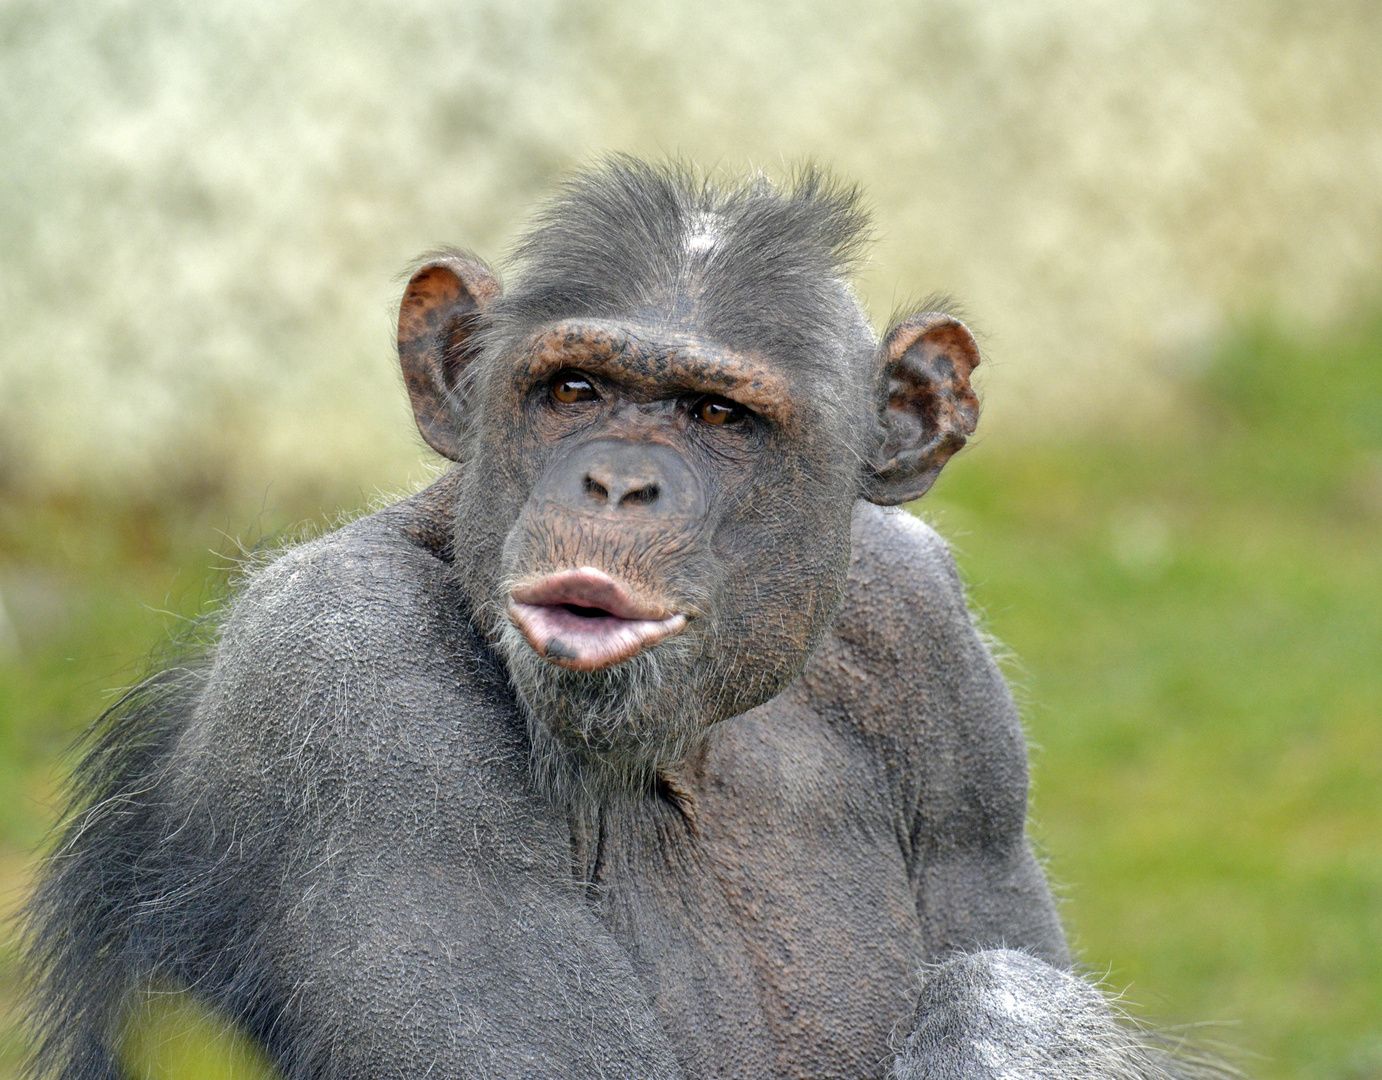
493, 619, 719, 803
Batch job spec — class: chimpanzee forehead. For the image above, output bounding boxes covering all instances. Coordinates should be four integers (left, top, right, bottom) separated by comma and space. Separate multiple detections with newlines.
517, 320, 798, 425
493, 160, 877, 393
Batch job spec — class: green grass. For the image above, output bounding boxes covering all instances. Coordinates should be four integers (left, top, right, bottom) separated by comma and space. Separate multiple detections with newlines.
0, 313, 1378, 1078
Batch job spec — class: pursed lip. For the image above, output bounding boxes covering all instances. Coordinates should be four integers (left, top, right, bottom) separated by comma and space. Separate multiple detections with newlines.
507, 567, 688, 672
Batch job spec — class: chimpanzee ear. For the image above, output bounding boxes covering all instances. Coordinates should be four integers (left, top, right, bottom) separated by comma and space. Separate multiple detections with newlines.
863, 312, 981, 506
397, 254, 501, 462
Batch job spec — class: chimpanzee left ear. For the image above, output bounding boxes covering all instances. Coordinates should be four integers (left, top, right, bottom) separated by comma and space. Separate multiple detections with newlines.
863, 312, 981, 506
397, 253, 502, 462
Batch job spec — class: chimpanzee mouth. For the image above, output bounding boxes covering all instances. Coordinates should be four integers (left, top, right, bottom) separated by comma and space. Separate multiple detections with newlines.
507, 567, 688, 672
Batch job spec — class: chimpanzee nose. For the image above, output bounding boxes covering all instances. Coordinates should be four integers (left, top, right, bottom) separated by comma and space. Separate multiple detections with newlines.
582, 466, 659, 508
538, 439, 706, 520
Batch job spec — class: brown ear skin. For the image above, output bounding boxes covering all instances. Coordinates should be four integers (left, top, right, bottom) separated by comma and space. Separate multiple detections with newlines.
863, 312, 981, 506
398, 254, 501, 462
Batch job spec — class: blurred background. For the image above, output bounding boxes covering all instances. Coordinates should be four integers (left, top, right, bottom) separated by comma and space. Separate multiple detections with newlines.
1, 0, 1379, 1077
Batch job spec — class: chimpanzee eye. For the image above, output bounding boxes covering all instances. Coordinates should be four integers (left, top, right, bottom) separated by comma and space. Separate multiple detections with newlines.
551, 372, 599, 405
696, 396, 745, 425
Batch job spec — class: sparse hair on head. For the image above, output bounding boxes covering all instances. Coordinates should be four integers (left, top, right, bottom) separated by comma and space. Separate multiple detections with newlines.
486, 156, 878, 381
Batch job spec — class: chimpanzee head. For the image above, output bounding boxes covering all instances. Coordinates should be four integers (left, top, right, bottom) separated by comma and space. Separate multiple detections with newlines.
397, 159, 979, 796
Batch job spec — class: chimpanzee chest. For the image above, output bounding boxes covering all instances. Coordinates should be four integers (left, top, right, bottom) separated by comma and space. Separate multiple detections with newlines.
580, 694, 925, 1080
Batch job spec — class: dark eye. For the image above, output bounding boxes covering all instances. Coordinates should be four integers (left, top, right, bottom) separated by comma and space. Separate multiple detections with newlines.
551, 372, 599, 405
696, 396, 745, 425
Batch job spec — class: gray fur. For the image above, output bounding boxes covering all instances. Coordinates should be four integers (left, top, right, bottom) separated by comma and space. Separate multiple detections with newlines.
894, 950, 1178, 1080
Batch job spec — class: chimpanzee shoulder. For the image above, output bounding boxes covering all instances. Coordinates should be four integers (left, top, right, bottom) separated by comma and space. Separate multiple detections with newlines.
805, 501, 1023, 761
177, 472, 556, 847
789, 501, 1050, 958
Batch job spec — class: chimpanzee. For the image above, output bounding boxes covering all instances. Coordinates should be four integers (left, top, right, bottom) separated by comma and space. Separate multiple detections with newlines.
25, 159, 1204, 1079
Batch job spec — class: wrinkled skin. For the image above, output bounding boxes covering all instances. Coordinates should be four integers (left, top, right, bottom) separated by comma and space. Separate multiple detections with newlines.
24, 162, 1204, 1080
456, 317, 871, 795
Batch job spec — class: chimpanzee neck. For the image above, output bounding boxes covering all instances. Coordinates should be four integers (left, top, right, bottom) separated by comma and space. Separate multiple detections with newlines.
565, 774, 701, 889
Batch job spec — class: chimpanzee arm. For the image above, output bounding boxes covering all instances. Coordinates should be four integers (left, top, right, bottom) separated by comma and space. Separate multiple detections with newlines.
820, 502, 1068, 965
161, 515, 684, 1080
824, 507, 1207, 1079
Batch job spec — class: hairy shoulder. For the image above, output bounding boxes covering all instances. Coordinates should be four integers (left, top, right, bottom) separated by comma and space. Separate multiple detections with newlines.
222, 479, 460, 665
810, 502, 998, 702
179, 476, 542, 843
838, 503, 975, 658
795, 502, 1027, 818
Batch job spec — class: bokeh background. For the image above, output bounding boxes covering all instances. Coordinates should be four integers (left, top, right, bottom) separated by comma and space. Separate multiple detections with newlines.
1, 1, 1380, 1077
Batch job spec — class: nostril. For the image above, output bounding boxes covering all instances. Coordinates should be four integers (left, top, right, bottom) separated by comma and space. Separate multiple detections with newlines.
583, 476, 609, 502
621, 484, 659, 507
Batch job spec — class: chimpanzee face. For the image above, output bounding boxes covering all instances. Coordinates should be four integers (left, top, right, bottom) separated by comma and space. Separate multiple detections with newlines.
396, 164, 980, 794
467, 317, 866, 793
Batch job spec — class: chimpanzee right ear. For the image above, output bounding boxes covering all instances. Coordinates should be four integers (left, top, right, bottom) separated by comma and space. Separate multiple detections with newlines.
397, 254, 501, 462
863, 312, 981, 505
